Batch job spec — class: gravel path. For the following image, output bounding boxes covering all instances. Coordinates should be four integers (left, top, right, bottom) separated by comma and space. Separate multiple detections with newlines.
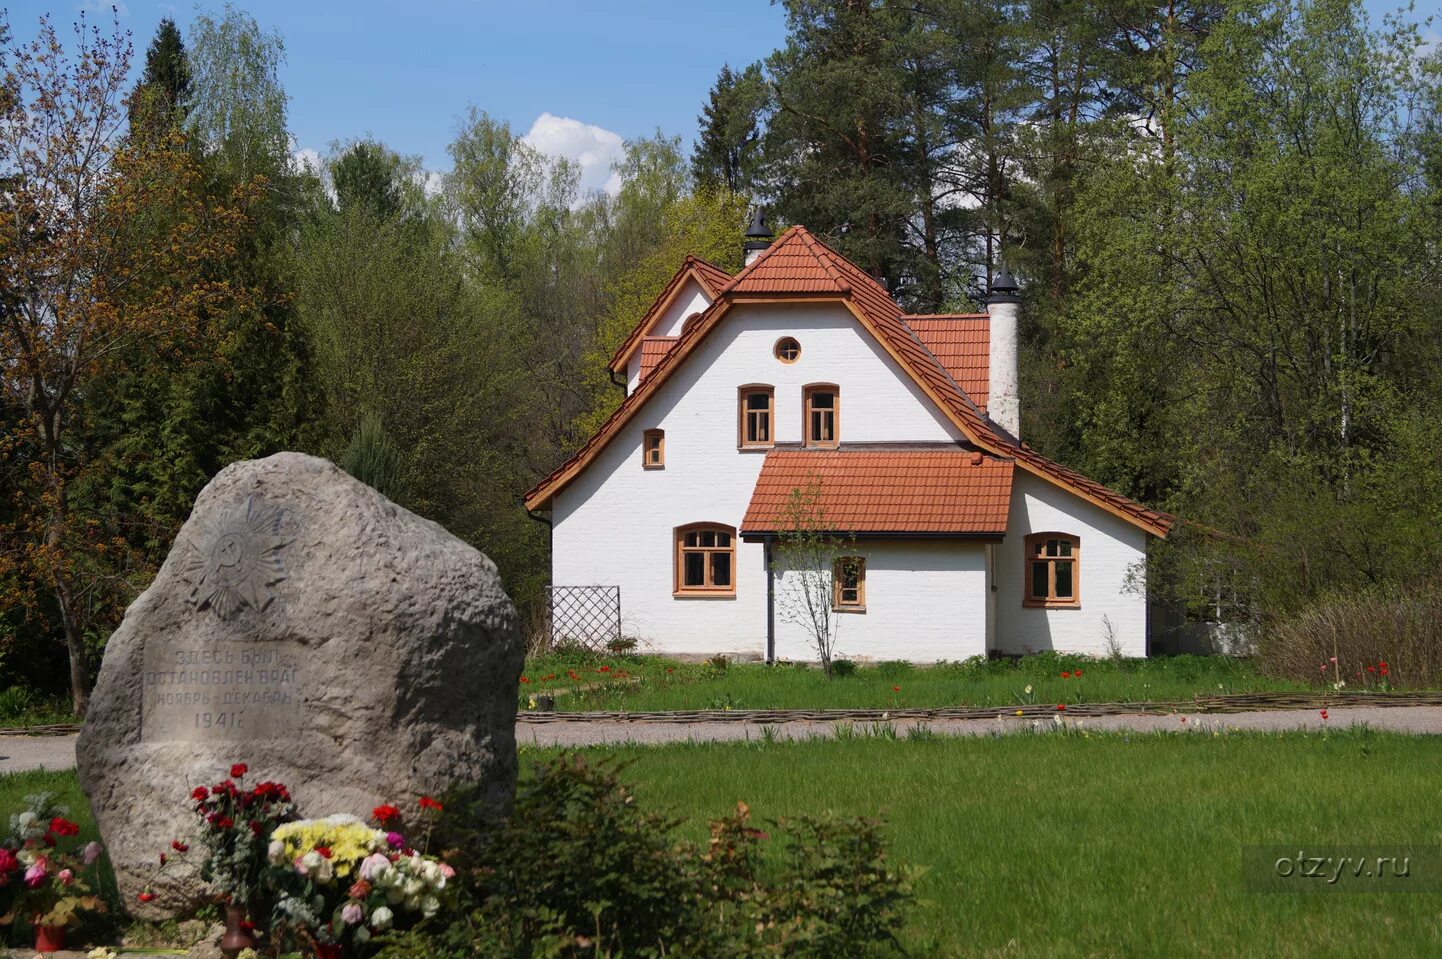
8, 705, 1442, 773
0, 733, 77, 774
519, 703, 1442, 746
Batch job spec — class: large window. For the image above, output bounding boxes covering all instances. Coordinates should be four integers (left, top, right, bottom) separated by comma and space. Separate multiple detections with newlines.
1024, 533, 1080, 608
642, 429, 665, 469
803, 384, 839, 448
675, 524, 736, 596
738, 385, 775, 449
833, 556, 866, 611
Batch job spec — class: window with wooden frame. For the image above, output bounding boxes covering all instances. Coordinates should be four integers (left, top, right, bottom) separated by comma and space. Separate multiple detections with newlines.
803, 384, 839, 448
738, 385, 775, 449
642, 429, 665, 469
674, 524, 736, 596
833, 556, 866, 611
1024, 533, 1080, 608
774, 336, 801, 363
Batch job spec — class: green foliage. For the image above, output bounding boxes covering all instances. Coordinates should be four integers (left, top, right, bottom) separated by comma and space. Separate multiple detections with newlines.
380, 754, 916, 958
693, 62, 769, 192
339, 413, 403, 501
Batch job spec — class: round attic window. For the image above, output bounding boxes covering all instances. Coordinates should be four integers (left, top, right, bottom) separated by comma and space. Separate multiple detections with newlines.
774, 337, 801, 363
681, 312, 702, 336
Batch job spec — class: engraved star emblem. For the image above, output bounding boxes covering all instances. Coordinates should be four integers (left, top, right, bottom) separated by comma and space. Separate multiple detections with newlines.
178, 496, 290, 620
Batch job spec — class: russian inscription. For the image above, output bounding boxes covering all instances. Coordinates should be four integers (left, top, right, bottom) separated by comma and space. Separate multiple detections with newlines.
141, 640, 304, 742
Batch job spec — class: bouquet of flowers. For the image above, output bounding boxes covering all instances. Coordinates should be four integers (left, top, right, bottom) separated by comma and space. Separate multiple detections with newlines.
265, 799, 453, 957
180, 763, 296, 909
0, 792, 106, 933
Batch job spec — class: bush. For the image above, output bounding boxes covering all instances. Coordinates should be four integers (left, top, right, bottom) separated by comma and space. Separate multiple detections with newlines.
1261, 585, 1442, 689
830, 659, 857, 677
378, 755, 916, 958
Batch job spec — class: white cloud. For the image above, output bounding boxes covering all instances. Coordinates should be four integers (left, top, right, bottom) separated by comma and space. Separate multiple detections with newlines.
80, 0, 130, 17
520, 113, 625, 196
291, 146, 323, 176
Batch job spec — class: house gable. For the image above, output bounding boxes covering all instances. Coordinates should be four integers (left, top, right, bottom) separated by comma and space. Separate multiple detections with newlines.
608, 256, 731, 377
527, 226, 1174, 538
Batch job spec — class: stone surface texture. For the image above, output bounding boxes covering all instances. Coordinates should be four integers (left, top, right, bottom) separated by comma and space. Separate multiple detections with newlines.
76, 452, 522, 916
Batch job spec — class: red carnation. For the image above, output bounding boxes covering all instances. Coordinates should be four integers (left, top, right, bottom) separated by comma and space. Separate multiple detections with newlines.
137, 892, 156, 903
230, 763, 248, 778
191, 787, 209, 802
1320, 709, 1329, 721
418, 796, 443, 812
373, 804, 402, 826
315, 846, 332, 859
171, 840, 189, 853
214, 817, 234, 831
49, 817, 80, 837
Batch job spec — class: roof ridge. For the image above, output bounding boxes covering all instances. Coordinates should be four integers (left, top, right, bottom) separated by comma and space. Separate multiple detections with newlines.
720, 224, 805, 294
793, 227, 852, 294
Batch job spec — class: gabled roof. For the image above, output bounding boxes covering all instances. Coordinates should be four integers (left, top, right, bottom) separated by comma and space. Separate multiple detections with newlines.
906, 315, 989, 409
526, 226, 1175, 537
741, 448, 1013, 536
637, 336, 678, 384
607, 255, 731, 373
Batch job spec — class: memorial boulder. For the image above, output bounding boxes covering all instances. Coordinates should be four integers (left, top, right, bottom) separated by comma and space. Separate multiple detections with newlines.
76, 452, 522, 914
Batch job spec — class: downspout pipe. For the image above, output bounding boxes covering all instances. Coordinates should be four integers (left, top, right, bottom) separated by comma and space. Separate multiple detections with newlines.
764, 536, 776, 665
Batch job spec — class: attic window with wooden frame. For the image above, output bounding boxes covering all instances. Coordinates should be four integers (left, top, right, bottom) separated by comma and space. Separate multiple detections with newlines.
642, 429, 665, 469
675, 524, 736, 597
774, 337, 801, 363
803, 384, 839, 448
833, 556, 866, 611
738, 385, 775, 449
1024, 533, 1080, 608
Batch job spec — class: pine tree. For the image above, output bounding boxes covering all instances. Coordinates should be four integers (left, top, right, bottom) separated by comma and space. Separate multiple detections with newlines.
692, 63, 767, 193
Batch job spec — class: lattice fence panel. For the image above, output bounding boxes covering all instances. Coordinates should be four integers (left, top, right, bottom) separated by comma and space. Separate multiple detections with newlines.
549, 585, 622, 652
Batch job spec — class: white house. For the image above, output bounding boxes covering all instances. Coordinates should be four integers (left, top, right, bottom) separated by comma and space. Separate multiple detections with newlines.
524, 219, 1175, 662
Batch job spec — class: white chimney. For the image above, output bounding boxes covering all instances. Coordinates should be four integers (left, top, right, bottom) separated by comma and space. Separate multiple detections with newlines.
985, 265, 1021, 439
743, 208, 773, 266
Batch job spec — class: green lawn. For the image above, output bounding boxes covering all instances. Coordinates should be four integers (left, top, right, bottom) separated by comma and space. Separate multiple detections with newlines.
521, 650, 1312, 712
526, 730, 1442, 957
6, 730, 1442, 956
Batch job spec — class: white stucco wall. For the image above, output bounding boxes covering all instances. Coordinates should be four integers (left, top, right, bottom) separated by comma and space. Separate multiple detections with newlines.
625, 278, 714, 392
552, 303, 966, 657
773, 540, 989, 663
991, 472, 1149, 656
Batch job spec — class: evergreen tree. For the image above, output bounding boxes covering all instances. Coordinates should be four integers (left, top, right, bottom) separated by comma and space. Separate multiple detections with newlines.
129, 16, 192, 131
692, 63, 767, 193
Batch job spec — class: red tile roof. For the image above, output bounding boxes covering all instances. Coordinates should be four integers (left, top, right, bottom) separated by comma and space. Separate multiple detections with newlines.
906, 315, 989, 408
526, 225, 1174, 537
607, 256, 731, 372
741, 449, 1013, 535
637, 336, 678, 384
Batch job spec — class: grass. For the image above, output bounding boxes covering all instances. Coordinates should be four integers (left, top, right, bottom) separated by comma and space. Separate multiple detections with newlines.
520, 650, 1312, 712
7, 729, 1442, 956
525, 729, 1442, 957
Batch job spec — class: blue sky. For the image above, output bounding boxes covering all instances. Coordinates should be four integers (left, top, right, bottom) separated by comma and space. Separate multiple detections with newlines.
6, 1, 1434, 193
8, 0, 791, 192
